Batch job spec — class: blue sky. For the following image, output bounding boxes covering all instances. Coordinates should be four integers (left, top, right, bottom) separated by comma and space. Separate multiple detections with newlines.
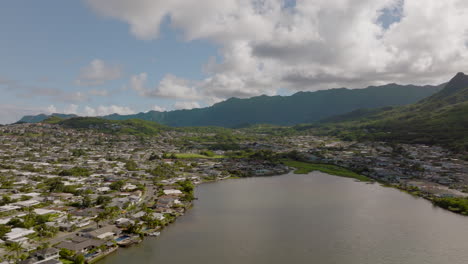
1, 0, 466, 124
0, 0, 218, 123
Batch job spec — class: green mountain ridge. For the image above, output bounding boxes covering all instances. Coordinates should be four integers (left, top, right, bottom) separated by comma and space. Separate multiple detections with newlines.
316, 72, 468, 151
44, 117, 169, 136
17, 113, 77, 124
18, 83, 442, 127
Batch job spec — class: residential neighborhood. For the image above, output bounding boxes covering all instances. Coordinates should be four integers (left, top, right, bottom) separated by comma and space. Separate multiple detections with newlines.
0, 122, 467, 263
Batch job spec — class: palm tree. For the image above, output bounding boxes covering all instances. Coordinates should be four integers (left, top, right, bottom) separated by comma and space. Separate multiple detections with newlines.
5, 242, 23, 261
66, 213, 73, 224
94, 212, 107, 228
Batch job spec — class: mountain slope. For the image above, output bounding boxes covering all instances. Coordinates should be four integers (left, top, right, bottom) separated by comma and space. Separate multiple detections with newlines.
53, 117, 169, 136
318, 73, 468, 151
18, 113, 77, 123
17, 83, 442, 127
103, 84, 441, 127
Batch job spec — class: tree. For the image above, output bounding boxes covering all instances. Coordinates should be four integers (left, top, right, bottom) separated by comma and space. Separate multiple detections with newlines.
94, 212, 107, 228
59, 167, 91, 177
96, 195, 112, 206
74, 254, 85, 264
177, 180, 195, 201
126, 221, 142, 235
0, 224, 11, 239
148, 153, 160, 161
81, 195, 93, 208
110, 180, 126, 191
5, 242, 23, 260
125, 160, 138, 171
71, 149, 86, 157
35, 224, 58, 238
46, 178, 64, 193
0, 195, 13, 206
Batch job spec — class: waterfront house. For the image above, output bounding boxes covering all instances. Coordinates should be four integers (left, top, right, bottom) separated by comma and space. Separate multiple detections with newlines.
81, 225, 122, 240
55, 236, 105, 254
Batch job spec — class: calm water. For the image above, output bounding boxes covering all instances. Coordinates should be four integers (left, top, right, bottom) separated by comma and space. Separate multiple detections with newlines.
100, 172, 468, 264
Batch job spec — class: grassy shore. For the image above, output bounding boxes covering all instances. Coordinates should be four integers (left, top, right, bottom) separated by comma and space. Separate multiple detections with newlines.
282, 160, 371, 182
174, 153, 225, 159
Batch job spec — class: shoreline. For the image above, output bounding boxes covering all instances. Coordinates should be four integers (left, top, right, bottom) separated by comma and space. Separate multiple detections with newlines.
93, 175, 235, 263
95, 165, 467, 263
283, 160, 468, 216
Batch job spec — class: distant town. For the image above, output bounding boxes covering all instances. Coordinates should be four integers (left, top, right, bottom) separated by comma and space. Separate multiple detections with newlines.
0, 122, 466, 263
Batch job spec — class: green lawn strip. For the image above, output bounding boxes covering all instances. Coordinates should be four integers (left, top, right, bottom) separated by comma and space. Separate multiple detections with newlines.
282, 159, 371, 182
174, 153, 225, 159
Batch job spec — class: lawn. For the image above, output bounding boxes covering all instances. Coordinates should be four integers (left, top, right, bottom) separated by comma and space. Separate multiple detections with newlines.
174, 153, 225, 159
282, 159, 371, 182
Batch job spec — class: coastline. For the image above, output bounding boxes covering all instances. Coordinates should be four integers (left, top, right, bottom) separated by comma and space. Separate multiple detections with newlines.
283, 160, 468, 216
95, 163, 467, 263
93, 175, 236, 263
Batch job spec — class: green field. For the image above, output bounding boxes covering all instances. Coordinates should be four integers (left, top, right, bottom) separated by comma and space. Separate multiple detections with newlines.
282, 160, 371, 182
174, 153, 225, 159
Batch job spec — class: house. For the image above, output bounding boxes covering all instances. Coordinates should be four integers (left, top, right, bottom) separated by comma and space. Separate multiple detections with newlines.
96, 187, 111, 193
81, 225, 121, 240
55, 236, 105, 254
34, 248, 60, 262
122, 183, 137, 191
152, 213, 165, 221
5, 228, 35, 243
163, 189, 182, 195
156, 196, 176, 209
131, 211, 146, 219
0, 205, 20, 213
115, 218, 134, 228
13, 200, 40, 207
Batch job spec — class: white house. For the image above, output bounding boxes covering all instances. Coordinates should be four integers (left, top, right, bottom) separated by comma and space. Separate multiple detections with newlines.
5, 228, 35, 243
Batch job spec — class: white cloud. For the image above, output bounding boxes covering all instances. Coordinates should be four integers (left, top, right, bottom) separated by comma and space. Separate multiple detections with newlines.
152, 105, 166, 112
150, 75, 199, 99
53, 104, 136, 117
129, 73, 200, 100
75, 59, 122, 86
87, 0, 468, 102
83, 105, 135, 116
46, 105, 57, 114
173, 101, 201, 110
64, 104, 79, 114
129, 72, 148, 95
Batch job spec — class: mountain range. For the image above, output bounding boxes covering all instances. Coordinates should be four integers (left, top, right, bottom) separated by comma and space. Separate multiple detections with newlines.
18, 83, 443, 127
315, 72, 468, 151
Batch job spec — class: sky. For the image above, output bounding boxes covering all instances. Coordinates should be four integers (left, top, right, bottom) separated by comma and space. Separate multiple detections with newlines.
1, 0, 467, 124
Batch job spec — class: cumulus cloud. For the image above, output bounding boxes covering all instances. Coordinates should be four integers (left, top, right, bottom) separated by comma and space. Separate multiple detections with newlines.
152, 105, 166, 112
87, 0, 468, 101
173, 101, 201, 110
64, 104, 79, 114
46, 105, 58, 114
130, 73, 200, 100
83, 105, 135, 116
75, 59, 122, 86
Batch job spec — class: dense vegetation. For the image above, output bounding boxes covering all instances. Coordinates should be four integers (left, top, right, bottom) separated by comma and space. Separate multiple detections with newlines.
282, 160, 371, 181
433, 197, 468, 215
313, 73, 468, 151
54, 117, 168, 136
